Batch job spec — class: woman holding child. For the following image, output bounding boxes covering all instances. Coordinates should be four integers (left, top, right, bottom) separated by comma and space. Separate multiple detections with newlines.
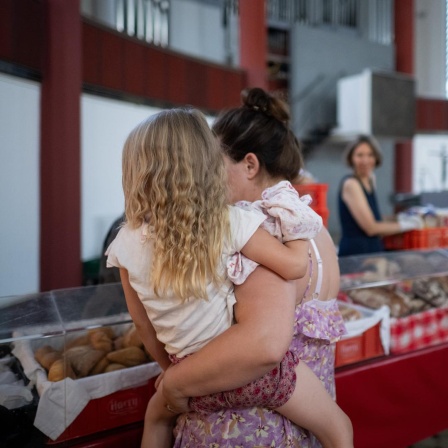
163, 88, 351, 447
108, 87, 352, 447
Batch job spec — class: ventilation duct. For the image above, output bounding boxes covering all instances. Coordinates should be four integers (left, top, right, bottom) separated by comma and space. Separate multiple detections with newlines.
332, 69, 416, 141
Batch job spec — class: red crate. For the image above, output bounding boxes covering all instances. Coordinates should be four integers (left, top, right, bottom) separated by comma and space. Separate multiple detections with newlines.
335, 322, 384, 367
48, 377, 156, 444
384, 227, 448, 250
315, 207, 329, 228
292, 183, 328, 211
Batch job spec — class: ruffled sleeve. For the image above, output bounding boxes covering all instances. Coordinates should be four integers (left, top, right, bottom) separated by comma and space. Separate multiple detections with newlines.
260, 181, 322, 242
105, 228, 124, 269
296, 298, 347, 343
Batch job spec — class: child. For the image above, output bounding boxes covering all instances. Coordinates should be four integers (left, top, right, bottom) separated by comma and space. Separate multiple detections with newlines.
107, 108, 350, 448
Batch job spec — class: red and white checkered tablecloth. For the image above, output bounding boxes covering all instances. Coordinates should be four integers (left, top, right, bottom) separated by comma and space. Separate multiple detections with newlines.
390, 306, 448, 354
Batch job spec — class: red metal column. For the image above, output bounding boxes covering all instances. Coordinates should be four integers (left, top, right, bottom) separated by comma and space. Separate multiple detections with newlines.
394, 0, 414, 193
239, 0, 267, 90
40, 0, 82, 291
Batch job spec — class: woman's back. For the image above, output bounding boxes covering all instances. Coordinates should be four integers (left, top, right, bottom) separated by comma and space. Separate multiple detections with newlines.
173, 227, 346, 448
295, 226, 340, 304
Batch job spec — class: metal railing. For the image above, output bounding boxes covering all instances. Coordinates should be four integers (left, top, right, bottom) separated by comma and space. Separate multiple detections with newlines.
81, 0, 394, 53
267, 0, 394, 45
81, 0, 170, 47
117, 0, 169, 46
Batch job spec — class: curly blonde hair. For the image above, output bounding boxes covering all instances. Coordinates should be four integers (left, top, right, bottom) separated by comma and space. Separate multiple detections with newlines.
122, 108, 230, 300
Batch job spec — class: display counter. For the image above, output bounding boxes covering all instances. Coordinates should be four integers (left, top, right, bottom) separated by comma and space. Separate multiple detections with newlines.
336, 342, 448, 448
1, 249, 448, 447
336, 248, 448, 447
57, 343, 448, 448
0, 283, 160, 447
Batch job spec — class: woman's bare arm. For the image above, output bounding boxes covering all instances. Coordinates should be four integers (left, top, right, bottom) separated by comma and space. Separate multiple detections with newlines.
342, 177, 402, 236
162, 265, 296, 405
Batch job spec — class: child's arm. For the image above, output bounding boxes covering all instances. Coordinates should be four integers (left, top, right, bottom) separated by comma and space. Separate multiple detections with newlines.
241, 227, 310, 280
120, 268, 171, 371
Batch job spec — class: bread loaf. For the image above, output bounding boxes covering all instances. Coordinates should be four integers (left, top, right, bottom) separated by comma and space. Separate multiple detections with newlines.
113, 335, 124, 350
35, 345, 58, 367
34, 324, 150, 381
40, 350, 62, 370
338, 304, 362, 322
48, 358, 76, 382
105, 363, 126, 373
64, 346, 106, 378
123, 326, 143, 348
65, 334, 90, 350
89, 329, 113, 352
348, 287, 411, 318
90, 355, 110, 375
106, 346, 147, 367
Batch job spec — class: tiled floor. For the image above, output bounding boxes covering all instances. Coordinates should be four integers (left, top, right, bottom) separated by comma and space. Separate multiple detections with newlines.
410, 429, 448, 448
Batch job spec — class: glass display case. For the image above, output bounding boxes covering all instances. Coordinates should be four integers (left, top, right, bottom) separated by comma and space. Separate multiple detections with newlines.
339, 248, 448, 290
338, 248, 448, 354
0, 283, 160, 445
336, 249, 448, 447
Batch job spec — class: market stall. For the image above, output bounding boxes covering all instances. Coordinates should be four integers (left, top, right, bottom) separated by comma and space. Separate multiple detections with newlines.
1, 248, 448, 447
336, 248, 448, 447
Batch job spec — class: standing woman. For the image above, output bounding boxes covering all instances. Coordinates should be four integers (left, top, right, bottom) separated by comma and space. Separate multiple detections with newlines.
338, 135, 422, 257
162, 88, 352, 447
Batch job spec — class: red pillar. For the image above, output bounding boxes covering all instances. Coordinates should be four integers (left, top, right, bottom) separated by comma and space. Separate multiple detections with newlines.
40, 0, 82, 291
239, 0, 268, 89
394, 0, 414, 193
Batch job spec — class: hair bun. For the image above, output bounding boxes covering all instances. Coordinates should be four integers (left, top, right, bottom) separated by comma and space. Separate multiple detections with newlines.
241, 87, 270, 113
241, 88, 290, 123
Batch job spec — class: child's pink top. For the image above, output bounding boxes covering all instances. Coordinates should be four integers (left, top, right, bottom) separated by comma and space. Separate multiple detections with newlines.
227, 180, 323, 285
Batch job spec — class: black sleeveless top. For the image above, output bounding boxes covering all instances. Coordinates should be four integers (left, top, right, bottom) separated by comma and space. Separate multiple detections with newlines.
338, 174, 384, 256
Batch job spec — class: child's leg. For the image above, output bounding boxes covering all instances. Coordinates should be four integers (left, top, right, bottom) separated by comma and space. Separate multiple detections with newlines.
276, 361, 353, 448
141, 388, 178, 448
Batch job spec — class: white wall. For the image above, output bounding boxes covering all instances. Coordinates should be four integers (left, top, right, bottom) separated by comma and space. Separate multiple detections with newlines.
413, 134, 448, 192
0, 80, 215, 297
170, 0, 230, 64
81, 95, 216, 261
415, 0, 447, 98
0, 73, 40, 296
81, 94, 163, 261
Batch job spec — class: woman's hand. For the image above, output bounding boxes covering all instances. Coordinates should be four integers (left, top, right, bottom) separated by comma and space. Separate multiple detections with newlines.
160, 371, 191, 414
151, 266, 296, 400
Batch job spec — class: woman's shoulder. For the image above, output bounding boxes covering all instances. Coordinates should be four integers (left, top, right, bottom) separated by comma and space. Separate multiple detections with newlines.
341, 175, 363, 193
340, 173, 356, 184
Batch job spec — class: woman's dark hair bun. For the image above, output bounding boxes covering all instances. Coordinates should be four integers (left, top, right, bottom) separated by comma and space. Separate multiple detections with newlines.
242, 87, 270, 112
241, 87, 290, 123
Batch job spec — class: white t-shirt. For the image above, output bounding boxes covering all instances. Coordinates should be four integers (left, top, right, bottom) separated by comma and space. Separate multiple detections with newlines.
106, 206, 265, 358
